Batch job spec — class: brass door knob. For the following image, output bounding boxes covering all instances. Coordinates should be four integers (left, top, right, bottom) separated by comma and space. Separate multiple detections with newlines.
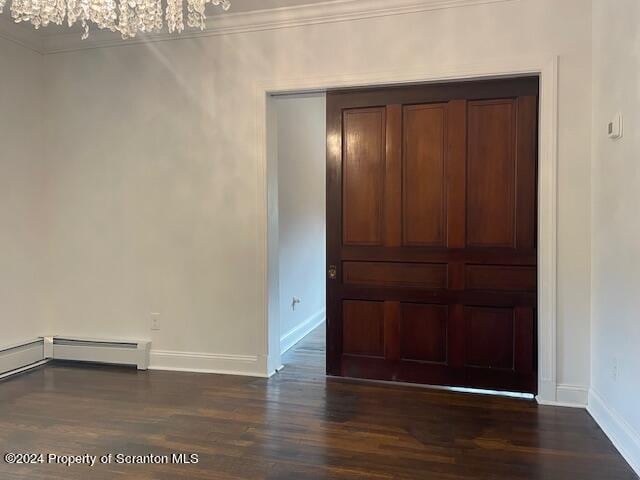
328, 265, 337, 280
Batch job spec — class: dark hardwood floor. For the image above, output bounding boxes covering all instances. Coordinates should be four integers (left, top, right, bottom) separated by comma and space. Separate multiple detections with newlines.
0, 325, 636, 480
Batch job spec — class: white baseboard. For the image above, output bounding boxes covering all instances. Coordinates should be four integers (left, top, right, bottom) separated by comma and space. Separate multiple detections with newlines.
280, 309, 325, 354
0, 339, 45, 377
556, 384, 588, 407
536, 383, 588, 408
588, 389, 640, 476
537, 379, 557, 404
149, 350, 269, 378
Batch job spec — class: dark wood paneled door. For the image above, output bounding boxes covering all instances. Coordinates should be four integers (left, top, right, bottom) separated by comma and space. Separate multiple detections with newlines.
326, 77, 539, 393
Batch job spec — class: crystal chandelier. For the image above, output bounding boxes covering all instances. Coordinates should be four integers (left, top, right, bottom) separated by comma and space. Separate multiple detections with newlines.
0, 0, 230, 39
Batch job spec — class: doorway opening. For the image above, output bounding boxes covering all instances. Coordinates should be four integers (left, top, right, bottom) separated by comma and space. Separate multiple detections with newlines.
269, 92, 327, 373
263, 59, 558, 403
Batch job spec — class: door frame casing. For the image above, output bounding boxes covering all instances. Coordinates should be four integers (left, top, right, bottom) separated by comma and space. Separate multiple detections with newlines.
259, 55, 559, 405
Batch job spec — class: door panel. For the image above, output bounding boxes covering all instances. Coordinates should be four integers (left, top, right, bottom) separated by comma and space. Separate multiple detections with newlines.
342, 108, 386, 245
467, 100, 517, 248
465, 265, 536, 292
400, 303, 448, 363
464, 306, 514, 369
514, 307, 535, 374
343, 261, 447, 289
515, 96, 538, 250
403, 104, 447, 247
342, 300, 385, 357
327, 77, 539, 393
445, 99, 467, 249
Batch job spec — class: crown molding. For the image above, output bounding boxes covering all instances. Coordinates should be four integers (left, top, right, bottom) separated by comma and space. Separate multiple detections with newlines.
0, 15, 45, 54
0, 0, 517, 55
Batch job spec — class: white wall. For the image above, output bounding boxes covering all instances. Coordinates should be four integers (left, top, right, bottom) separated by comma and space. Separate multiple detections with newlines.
589, 0, 640, 473
275, 93, 326, 354
0, 38, 46, 345
40, 0, 592, 386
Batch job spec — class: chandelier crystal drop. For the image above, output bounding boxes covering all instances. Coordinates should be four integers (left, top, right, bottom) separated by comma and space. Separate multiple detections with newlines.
0, 0, 230, 39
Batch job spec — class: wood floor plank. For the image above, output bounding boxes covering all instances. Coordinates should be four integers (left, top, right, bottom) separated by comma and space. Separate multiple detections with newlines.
0, 325, 636, 479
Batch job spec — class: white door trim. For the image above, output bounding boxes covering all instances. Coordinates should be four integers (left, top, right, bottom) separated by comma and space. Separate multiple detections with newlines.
257, 55, 559, 404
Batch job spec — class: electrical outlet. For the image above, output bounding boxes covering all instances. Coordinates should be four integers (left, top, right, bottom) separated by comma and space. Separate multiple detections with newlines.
611, 356, 618, 382
608, 113, 623, 140
151, 313, 161, 331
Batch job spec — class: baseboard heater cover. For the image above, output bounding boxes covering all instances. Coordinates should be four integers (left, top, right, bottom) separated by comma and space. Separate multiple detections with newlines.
45, 336, 151, 370
0, 339, 47, 378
